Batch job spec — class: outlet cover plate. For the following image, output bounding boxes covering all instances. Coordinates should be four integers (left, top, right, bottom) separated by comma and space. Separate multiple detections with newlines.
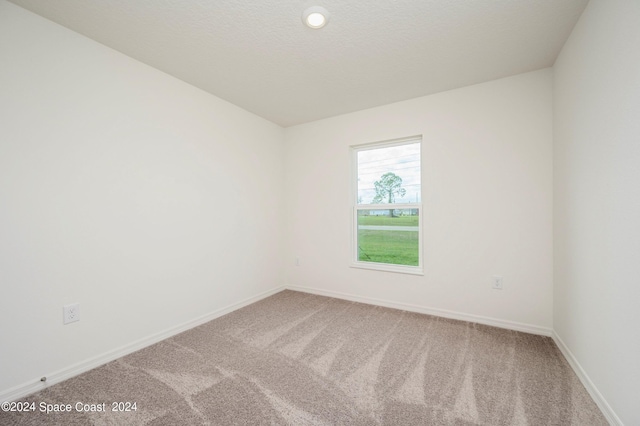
63, 303, 80, 324
492, 276, 503, 290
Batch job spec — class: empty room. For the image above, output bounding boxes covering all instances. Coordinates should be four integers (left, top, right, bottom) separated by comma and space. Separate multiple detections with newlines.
0, 0, 638, 424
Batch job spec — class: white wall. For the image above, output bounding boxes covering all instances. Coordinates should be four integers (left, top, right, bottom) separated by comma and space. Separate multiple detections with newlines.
554, 0, 640, 424
0, 1, 284, 397
284, 69, 553, 332
7, 0, 635, 421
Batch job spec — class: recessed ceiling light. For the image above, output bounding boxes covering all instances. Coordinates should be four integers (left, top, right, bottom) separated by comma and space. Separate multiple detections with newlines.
302, 6, 330, 29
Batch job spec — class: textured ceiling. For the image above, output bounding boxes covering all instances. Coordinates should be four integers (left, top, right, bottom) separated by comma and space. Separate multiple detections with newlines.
8, 0, 589, 127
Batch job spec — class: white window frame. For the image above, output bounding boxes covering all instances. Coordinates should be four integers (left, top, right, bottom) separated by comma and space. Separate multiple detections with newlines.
350, 136, 423, 275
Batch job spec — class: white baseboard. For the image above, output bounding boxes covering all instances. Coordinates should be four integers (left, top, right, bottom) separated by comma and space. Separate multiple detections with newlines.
286, 285, 553, 336
1, 286, 286, 403
287, 286, 622, 423
552, 332, 622, 426
4, 284, 620, 425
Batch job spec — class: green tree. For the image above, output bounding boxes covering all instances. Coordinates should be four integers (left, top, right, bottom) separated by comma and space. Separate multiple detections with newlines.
372, 172, 406, 217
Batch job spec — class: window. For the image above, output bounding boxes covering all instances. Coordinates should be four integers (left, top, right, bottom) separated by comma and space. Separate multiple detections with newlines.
351, 137, 422, 274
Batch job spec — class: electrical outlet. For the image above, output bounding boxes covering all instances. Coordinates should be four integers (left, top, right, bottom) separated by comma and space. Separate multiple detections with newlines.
63, 303, 80, 324
492, 276, 503, 290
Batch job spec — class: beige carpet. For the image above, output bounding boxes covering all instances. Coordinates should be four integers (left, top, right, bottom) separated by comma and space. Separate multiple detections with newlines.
2, 290, 606, 425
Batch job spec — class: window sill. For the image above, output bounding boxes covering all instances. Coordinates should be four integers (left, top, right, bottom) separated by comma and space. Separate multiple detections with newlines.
350, 262, 424, 276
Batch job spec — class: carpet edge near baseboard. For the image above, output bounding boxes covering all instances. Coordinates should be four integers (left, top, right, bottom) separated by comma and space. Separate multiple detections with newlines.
3, 284, 620, 426
286, 285, 553, 336
552, 331, 622, 426
0, 285, 287, 403
287, 284, 619, 426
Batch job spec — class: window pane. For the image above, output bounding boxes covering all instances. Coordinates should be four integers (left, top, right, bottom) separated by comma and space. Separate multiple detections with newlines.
357, 142, 420, 205
357, 209, 419, 266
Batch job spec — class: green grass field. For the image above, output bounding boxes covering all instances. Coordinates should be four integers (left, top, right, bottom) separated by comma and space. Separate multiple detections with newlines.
357, 229, 419, 266
357, 215, 419, 226
356, 214, 420, 266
